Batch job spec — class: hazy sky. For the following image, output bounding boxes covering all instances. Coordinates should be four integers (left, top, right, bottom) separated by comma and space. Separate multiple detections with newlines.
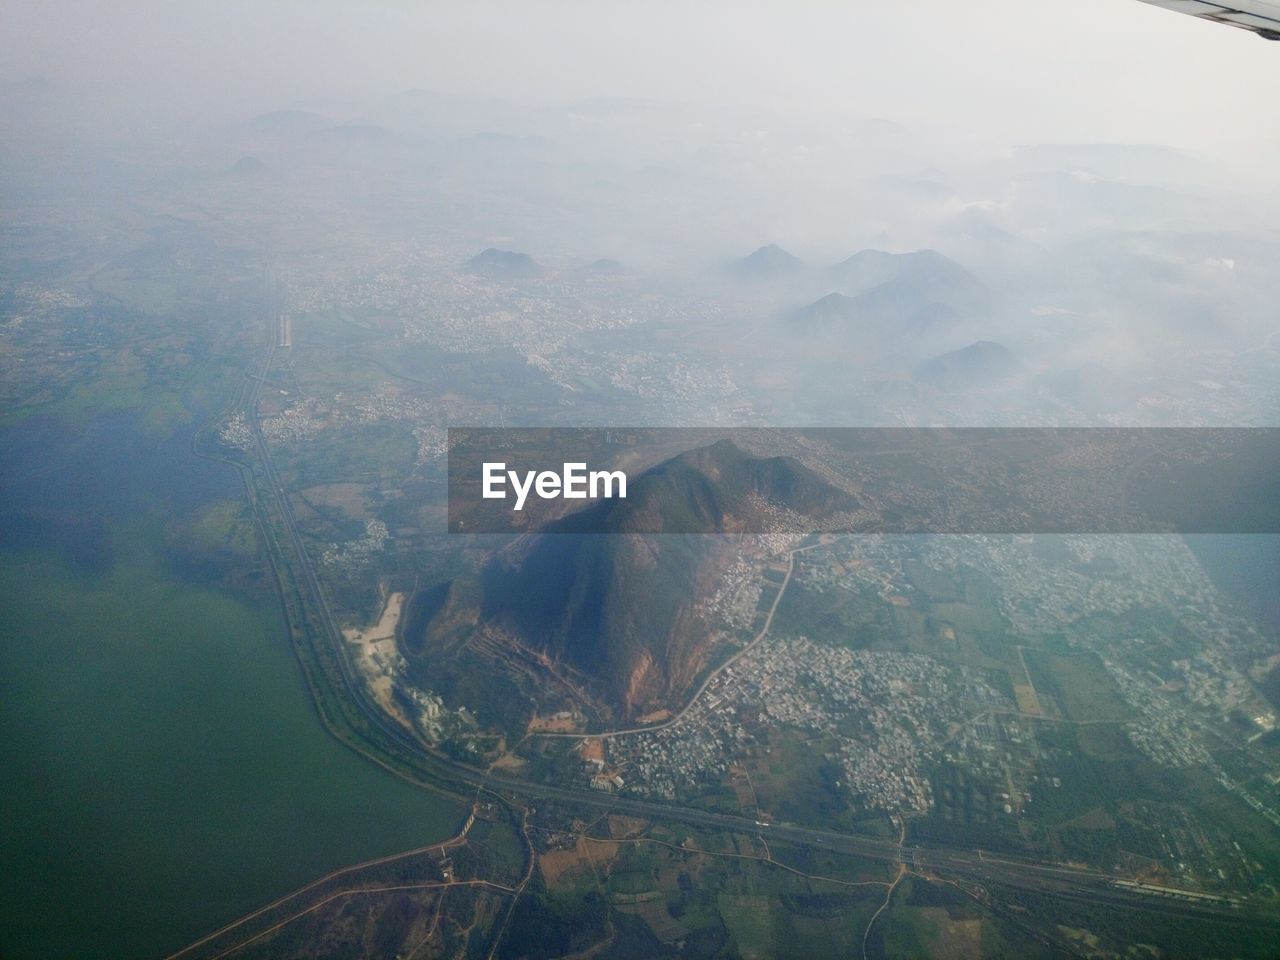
3, 0, 1276, 175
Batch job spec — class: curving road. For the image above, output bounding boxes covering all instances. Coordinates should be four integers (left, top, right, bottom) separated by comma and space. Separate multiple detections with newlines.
534, 540, 820, 741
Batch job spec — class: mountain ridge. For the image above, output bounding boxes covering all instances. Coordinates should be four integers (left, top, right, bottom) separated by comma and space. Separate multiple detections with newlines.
410, 440, 856, 718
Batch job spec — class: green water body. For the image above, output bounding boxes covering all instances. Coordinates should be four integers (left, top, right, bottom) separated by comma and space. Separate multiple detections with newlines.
0, 418, 464, 959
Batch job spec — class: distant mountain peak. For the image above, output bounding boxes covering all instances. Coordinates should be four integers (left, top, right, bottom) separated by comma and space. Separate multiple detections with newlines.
914, 340, 1017, 388
788, 292, 858, 329
726, 244, 805, 278
228, 155, 267, 177
463, 248, 541, 279
789, 249, 990, 335
826, 248, 980, 295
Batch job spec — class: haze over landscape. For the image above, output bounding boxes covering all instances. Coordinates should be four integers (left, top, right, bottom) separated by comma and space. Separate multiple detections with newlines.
2, 2, 1279, 958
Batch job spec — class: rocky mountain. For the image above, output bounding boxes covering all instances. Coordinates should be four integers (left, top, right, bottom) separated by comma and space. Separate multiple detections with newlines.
408, 440, 855, 719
